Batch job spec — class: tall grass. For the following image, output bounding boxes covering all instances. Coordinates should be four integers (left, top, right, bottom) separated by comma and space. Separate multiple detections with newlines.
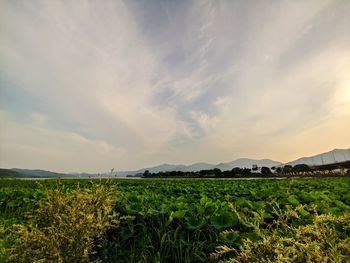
211, 205, 350, 262
7, 184, 119, 263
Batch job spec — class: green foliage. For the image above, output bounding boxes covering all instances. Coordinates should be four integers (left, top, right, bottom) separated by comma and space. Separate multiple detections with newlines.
0, 178, 349, 262
292, 164, 311, 173
287, 195, 300, 206
283, 165, 293, 174
211, 206, 350, 262
0, 169, 24, 178
211, 212, 238, 229
261, 166, 272, 175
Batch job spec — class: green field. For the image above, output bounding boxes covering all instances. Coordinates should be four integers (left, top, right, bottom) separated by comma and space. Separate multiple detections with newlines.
1, 178, 349, 262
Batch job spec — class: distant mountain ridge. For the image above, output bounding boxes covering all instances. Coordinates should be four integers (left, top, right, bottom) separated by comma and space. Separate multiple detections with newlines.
12, 168, 72, 178
2, 148, 349, 178
0, 169, 25, 178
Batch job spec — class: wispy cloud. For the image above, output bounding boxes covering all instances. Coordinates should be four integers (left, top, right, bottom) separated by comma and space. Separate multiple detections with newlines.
0, 0, 349, 172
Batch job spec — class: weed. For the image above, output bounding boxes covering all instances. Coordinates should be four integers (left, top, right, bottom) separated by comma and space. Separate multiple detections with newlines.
211, 205, 350, 262
7, 184, 119, 263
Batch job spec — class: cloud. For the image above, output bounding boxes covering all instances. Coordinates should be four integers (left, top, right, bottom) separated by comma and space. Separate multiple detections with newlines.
0, 111, 127, 172
0, 0, 349, 172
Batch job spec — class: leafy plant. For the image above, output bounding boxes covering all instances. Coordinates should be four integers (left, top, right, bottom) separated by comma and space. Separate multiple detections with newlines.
1, 178, 349, 262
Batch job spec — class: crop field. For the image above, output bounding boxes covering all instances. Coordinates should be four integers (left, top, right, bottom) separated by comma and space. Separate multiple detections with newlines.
0, 178, 349, 262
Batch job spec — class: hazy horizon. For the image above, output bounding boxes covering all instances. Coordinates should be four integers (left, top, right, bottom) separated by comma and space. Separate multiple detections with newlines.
1, 1, 350, 173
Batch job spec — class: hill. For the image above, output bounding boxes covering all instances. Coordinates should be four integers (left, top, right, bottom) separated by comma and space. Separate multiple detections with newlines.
11, 168, 72, 178
0, 168, 25, 178
3, 148, 349, 177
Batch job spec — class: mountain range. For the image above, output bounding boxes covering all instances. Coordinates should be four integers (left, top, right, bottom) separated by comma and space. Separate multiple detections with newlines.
1, 148, 349, 178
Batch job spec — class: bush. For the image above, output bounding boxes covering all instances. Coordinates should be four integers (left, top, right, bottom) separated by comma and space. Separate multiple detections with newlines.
211, 205, 350, 262
8, 184, 119, 263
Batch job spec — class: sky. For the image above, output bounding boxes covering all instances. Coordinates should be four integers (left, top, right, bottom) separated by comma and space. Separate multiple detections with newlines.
0, 0, 350, 173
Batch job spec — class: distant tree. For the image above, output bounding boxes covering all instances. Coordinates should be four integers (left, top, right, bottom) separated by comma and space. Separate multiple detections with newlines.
283, 165, 293, 174
213, 168, 222, 177
143, 170, 150, 177
242, 168, 251, 176
261, 167, 272, 175
222, 170, 232, 177
200, 170, 210, 176
232, 167, 242, 175
275, 167, 282, 174
293, 164, 311, 174
171, 171, 183, 177
194, 171, 200, 177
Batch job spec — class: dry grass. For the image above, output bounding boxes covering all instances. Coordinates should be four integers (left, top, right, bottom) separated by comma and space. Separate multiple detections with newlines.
7, 184, 119, 263
211, 205, 350, 263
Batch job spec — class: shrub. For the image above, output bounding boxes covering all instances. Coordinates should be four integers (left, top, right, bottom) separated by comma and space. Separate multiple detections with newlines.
211, 205, 350, 262
8, 184, 119, 263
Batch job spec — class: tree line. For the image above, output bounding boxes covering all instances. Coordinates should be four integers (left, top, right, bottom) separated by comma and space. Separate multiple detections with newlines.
140, 164, 314, 178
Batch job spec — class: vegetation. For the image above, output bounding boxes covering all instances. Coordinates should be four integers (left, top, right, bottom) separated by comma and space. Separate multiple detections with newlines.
7, 185, 118, 263
0, 178, 349, 262
142, 163, 346, 178
0, 169, 25, 178
211, 206, 350, 262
